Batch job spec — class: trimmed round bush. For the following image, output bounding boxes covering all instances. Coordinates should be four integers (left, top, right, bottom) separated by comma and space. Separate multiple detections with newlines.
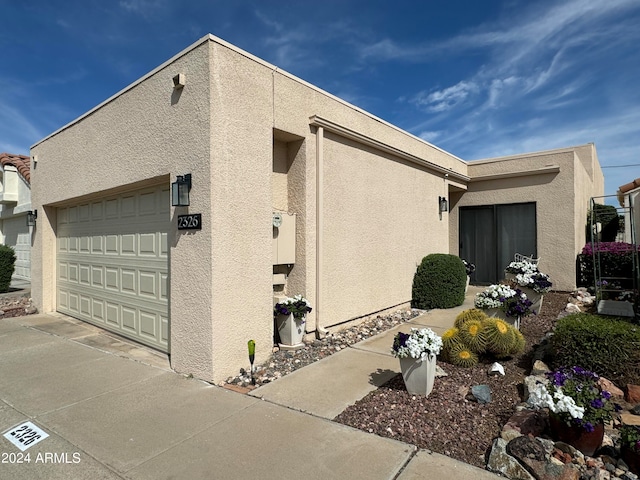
411, 254, 466, 309
0, 244, 16, 293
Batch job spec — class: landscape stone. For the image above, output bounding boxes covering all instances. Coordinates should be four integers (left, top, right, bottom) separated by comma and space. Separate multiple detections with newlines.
503, 410, 547, 439
630, 405, 640, 416
486, 438, 536, 480
532, 359, 551, 375
524, 375, 547, 402
566, 303, 581, 313
435, 365, 448, 377
599, 377, 625, 398
507, 436, 580, 480
626, 385, 640, 403
471, 384, 492, 404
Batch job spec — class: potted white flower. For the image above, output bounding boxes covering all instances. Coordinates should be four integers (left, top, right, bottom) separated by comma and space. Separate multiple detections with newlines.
511, 271, 552, 312
274, 295, 312, 348
474, 284, 534, 328
390, 327, 443, 396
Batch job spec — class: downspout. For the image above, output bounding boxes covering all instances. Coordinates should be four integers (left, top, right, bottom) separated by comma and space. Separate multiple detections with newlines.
315, 126, 329, 338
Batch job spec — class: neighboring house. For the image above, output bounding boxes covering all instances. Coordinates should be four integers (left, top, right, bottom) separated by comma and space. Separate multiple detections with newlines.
30, 35, 603, 384
617, 178, 640, 244
0, 153, 31, 281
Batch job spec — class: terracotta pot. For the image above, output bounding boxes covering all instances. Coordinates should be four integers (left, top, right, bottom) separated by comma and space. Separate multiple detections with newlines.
275, 313, 306, 348
548, 413, 604, 456
621, 445, 640, 475
399, 354, 436, 397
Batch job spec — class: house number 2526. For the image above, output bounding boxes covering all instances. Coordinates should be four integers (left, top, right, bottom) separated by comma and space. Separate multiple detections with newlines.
177, 214, 202, 230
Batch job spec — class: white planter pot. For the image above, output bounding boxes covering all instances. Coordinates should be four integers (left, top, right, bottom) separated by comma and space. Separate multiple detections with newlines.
399, 354, 436, 396
483, 308, 520, 330
276, 313, 306, 348
519, 287, 544, 314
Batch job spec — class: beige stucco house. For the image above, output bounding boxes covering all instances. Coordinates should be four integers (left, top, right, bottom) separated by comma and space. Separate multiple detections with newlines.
30, 35, 603, 384
0, 153, 32, 281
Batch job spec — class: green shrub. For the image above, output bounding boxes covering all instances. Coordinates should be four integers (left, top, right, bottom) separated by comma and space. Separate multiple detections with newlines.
411, 254, 466, 309
0, 244, 16, 293
552, 313, 640, 385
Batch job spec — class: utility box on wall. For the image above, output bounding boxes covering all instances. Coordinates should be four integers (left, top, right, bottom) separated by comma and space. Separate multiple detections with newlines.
272, 212, 296, 265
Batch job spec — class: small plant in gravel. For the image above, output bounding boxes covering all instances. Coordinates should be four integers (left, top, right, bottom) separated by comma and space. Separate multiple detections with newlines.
617, 424, 640, 452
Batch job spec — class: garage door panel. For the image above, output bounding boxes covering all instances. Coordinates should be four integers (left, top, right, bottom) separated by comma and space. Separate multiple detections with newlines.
3, 216, 31, 280
57, 185, 169, 352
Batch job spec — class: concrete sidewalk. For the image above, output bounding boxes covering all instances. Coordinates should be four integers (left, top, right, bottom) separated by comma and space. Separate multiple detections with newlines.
0, 288, 501, 479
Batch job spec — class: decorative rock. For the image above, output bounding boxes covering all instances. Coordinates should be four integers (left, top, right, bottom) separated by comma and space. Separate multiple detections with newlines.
489, 362, 505, 376
602, 433, 614, 448
626, 385, 640, 403
507, 436, 580, 480
502, 410, 548, 440
471, 384, 492, 404
532, 359, 551, 375
524, 375, 547, 402
566, 303, 581, 313
630, 405, 640, 416
486, 438, 536, 480
594, 467, 611, 480
599, 377, 625, 398
435, 365, 448, 377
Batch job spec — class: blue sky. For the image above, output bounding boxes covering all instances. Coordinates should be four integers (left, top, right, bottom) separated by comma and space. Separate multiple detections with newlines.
1, 0, 639, 198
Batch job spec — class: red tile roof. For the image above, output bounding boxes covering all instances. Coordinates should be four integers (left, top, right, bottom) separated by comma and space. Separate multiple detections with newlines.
0, 153, 30, 185
618, 178, 640, 194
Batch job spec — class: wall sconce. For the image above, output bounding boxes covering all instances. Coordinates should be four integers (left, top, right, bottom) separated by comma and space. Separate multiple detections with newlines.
26, 210, 37, 227
438, 196, 448, 213
171, 174, 192, 207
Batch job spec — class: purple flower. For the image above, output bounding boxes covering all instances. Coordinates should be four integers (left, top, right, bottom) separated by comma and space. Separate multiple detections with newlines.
392, 332, 410, 353
602, 391, 612, 400
583, 422, 594, 433
590, 398, 604, 409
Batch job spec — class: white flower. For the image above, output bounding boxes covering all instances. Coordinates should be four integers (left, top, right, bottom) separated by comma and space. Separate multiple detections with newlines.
391, 327, 443, 361
474, 284, 517, 309
528, 383, 585, 419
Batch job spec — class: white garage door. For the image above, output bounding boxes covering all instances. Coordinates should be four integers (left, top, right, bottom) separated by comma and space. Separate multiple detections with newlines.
3, 216, 30, 280
57, 185, 169, 352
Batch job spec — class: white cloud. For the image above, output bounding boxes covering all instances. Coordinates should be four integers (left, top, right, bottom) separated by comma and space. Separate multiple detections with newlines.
411, 81, 479, 112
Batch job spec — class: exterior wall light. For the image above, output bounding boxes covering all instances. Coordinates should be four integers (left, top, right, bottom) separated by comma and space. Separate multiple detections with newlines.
26, 210, 37, 226
171, 174, 192, 207
438, 196, 448, 213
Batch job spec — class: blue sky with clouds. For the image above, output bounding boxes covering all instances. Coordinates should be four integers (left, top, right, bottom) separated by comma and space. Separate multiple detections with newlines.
1, 0, 639, 198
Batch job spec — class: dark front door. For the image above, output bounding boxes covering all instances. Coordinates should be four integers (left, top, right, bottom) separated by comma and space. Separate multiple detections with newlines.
460, 203, 537, 285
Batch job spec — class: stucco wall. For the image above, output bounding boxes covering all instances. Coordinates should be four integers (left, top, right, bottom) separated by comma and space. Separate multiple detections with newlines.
31, 41, 217, 380
573, 144, 605, 253
456, 148, 596, 291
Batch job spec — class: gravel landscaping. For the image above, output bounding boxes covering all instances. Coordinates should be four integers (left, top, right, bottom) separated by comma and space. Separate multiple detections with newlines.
226, 290, 568, 471
333, 292, 567, 469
